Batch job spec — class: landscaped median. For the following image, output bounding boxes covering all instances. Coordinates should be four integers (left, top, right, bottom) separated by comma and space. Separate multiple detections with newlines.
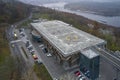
34, 64, 52, 80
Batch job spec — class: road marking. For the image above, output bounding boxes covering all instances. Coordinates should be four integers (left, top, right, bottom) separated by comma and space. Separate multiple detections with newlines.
10, 40, 21, 43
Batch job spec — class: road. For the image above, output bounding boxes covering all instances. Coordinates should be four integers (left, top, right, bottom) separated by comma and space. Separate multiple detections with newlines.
93, 47, 120, 80
95, 47, 120, 69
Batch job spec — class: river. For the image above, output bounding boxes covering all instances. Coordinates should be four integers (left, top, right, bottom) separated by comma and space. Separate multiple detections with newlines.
42, 2, 120, 28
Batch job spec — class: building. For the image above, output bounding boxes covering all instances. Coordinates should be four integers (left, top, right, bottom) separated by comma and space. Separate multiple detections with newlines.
80, 48, 100, 80
30, 20, 106, 71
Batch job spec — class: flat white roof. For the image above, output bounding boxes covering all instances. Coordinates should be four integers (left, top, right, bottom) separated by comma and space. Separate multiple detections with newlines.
31, 20, 105, 57
81, 49, 99, 59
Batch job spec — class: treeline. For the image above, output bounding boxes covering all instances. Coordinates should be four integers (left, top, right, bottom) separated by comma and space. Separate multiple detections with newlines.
33, 7, 120, 51
0, 1, 32, 80
0, 0, 31, 24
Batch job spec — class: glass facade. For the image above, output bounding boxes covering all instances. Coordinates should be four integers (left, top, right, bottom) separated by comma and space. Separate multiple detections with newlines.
32, 34, 42, 42
80, 53, 100, 80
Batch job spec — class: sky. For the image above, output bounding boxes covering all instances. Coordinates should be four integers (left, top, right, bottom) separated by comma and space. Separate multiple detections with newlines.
19, 0, 120, 4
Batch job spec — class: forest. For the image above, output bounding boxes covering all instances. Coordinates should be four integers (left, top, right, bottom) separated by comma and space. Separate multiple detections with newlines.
0, 0, 31, 24
0, 0, 31, 80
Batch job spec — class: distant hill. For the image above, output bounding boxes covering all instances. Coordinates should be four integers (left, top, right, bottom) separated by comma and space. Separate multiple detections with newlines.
19, 0, 84, 5
65, 1, 120, 17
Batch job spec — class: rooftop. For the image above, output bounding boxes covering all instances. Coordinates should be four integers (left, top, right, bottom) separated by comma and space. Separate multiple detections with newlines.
81, 49, 99, 59
31, 20, 105, 57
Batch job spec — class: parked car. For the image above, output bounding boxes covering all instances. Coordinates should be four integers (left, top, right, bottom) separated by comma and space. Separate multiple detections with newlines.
39, 44, 44, 48
84, 70, 90, 76
82, 67, 87, 73
74, 71, 81, 77
84, 70, 90, 78
53, 78, 58, 80
46, 53, 52, 57
29, 49, 35, 53
78, 76, 86, 80
26, 41, 30, 47
31, 51, 35, 55
19, 28, 24, 32
42, 47, 48, 53
27, 45, 33, 51
32, 54, 38, 60
20, 32, 25, 37
21, 33, 25, 37
35, 60, 42, 65
27, 44, 32, 48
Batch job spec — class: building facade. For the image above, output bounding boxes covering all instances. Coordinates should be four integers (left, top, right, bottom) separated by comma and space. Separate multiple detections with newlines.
80, 49, 100, 80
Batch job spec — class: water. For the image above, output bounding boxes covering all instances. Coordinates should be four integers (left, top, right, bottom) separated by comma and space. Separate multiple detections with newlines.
42, 2, 120, 27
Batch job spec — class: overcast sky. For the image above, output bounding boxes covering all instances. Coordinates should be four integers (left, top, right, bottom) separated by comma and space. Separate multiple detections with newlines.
90, 0, 118, 1
19, 0, 120, 4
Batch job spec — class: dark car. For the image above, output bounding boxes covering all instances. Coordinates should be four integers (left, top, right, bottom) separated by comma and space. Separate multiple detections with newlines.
42, 47, 48, 53
19, 28, 24, 32
26, 41, 30, 47
27, 46, 33, 51
35, 60, 42, 65
31, 51, 35, 55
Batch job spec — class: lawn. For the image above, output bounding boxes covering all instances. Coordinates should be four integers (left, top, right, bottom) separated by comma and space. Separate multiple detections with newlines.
34, 64, 52, 80
0, 26, 10, 64
0, 25, 17, 80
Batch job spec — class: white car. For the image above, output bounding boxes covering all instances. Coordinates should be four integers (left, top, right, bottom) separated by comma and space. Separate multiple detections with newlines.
79, 76, 86, 80
46, 53, 52, 57
53, 78, 58, 80
29, 49, 35, 53
39, 44, 44, 48
27, 45, 32, 48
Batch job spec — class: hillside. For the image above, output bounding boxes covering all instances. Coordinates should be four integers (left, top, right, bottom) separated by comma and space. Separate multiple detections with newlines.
0, 0, 31, 80
65, 2, 120, 17
0, 0, 31, 24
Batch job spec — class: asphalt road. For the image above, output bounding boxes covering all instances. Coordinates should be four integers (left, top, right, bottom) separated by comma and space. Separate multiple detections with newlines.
93, 47, 120, 80
95, 47, 120, 69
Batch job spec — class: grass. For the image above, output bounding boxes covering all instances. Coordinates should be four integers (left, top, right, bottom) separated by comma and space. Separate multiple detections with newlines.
0, 25, 18, 80
0, 26, 10, 64
34, 64, 52, 80
18, 19, 32, 28
32, 13, 52, 20
104, 34, 120, 51
0, 56, 16, 80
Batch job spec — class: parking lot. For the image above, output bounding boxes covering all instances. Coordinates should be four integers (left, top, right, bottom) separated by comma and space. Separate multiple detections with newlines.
24, 29, 87, 80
